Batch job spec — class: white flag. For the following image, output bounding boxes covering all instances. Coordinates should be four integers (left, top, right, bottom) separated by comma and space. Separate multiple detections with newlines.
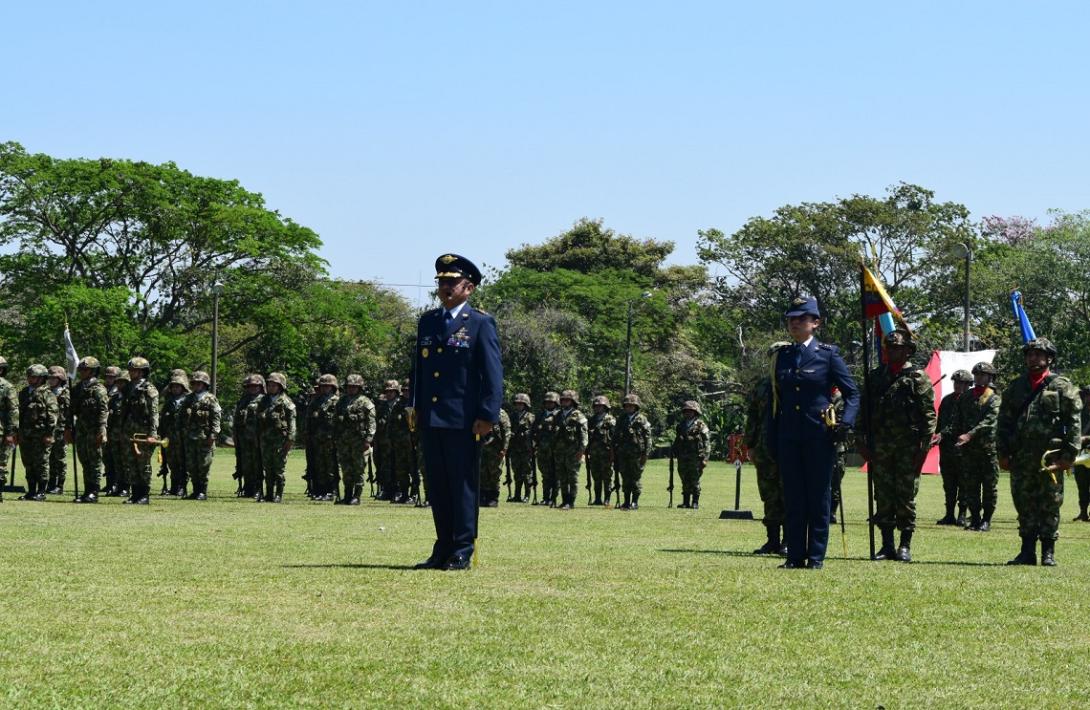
64, 326, 79, 381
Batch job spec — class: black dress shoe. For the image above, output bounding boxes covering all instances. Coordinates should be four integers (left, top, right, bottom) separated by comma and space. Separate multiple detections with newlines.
413, 556, 444, 570
442, 554, 471, 571
778, 560, 805, 569
806, 560, 824, 570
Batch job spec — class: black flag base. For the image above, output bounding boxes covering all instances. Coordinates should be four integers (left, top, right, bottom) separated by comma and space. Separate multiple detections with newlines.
2, 484, 27, 493
719, 508, 754, 520
719, 460, 754, 519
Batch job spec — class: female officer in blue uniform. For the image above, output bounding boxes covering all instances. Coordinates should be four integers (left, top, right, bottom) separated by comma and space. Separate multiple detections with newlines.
411, 254, 504, 571
767, 297, 859, 569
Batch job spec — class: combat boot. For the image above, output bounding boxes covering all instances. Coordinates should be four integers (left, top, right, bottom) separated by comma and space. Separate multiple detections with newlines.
591, 481, 603, 506
967, 512, 981, 531
513, 481, 523, 503
1073, 505, 1089, 522
678, 493, 691, 509
936, 506, 956, 525
631, 492, 640, 510
753, 525, 780, 555
895, 530, 913, 563
31, 480, 47, 501
691, 493, 699, 510
1040, 538, 1057, 567
1006, 535, 1036, 565
194, 483, 207, 501
956, 505, 967, 528
558, 488, 574, 510
620, 492, 631, 510
873, 527, 896, 561
272, 481, 284, 503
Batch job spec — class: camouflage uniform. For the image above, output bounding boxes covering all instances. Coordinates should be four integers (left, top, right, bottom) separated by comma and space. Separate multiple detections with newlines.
106, 371, 129, 495
532, 393, 560, 505
935, 371, 970, 524
373, 382, 398, 499
744, 373, 785, 552
673, 401, 710, 508
387, 384, 417, 502
997, 338, 1081, 566
233, 375, 265, 498
860, 330, 936, 560
181, 372, 221, 499
0, 359, 18, 497
47, 366, 70, 493
18, 365, 57, 499
479, 408, 511, 506
553, 390, 588, 509
334, 375, 376, 505
70, 357, 110, 500
585, 396, 616, 505
1073, 391, 1090, 521
160, 370, 190, 496
612, 394, 653, 509
508, 394, 536, 502
121, 358, 159, 504
257, 373, 296, 502
307, 375, 340, 501
956, 364, 1001, 530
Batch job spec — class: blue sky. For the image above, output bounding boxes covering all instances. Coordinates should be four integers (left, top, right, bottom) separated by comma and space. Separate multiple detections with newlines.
6, 1, 1088, 306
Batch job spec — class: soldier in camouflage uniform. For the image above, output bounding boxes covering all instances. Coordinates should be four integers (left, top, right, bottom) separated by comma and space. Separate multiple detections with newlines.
479, 407, 511, 507
673, 400, 710, 509
106, 370, 129, 497
934, 369, 972, 525
181, 371, 221, 500
955, 362, 1001, 531
257, 372, 295, 503
100, 366, 119, 494
46, 365, 70, 494
388, 379, 417, 504
1072, 386, 1090, 522
998, 338, 1082, 566
745, 348, 787, 554
586, 395, 616, 506
532, 391, 560, 506
334, 374, 376, 506
553, 390, 588, 510
373, 380, 399, 500
858, 329, 936, 563
160, 370, 190, 496
401, 380, 426, 504
121, 357, 159, 504
69, 357, 110, 503
307, 374, 340, 502
828, 385, 849, 524
0, 357, 17, 502
612, 393, 652, 510
508, 393, 535, 503
18, 364, 59, 501
233, 375, 265, 499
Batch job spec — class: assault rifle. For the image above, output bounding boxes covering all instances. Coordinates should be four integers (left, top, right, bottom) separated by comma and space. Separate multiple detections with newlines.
504, 453, 513, 502
667, 445, 675, 508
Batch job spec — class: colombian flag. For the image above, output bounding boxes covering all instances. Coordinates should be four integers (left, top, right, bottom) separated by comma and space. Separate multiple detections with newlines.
862, 263, 907, 332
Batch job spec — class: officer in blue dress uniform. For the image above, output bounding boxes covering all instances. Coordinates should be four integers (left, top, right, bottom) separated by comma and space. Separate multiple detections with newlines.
411, 254, 504, 571
766, 296, 859, 569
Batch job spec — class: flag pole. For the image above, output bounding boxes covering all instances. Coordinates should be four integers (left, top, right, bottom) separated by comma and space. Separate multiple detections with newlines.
859, 260, 876, 560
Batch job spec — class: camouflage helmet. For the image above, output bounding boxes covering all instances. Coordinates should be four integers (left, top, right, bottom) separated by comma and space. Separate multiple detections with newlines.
126, 356, 151, 372
514, 393, 531, 406
103, 366, 121, 378
592, 395, 611, 408
189, 371, 211, 386
114, 370, 130, 383
971, 362, 997, 377
950, 369, 973, 383
883, 328, 916, 354
168, 371, 190, 390
623, 393, 642, 408
345, 374, 365, 387
768, 341, 791, 356
244, 373, 266, 388
560, 389, 579, 405
682, 400, 702, 415
77, 356, 100, 371
1023, 337, 1057, 358
318, 373, 339, 388
47, 365, 67, 380
266, 372, 288, 390
26, 363, 49, 378
543, 391, 560, 404
384, 379, 400, 392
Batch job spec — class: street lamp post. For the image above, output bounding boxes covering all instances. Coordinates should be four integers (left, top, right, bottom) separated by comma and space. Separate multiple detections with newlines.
952, 243, 971, 352
211, 279, 224, 395
624, 292, 652, 395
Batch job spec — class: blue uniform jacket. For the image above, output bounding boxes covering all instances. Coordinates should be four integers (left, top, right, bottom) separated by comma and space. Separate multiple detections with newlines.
411, 304, 503, 430
767, 339, 859, 452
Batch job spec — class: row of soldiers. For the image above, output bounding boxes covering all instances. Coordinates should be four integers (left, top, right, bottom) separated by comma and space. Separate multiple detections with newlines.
486, 390, 710, 510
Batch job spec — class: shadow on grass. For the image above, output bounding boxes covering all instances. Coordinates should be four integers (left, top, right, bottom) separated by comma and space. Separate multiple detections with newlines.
658, 548, 1009, 567
281, 563, 418, 571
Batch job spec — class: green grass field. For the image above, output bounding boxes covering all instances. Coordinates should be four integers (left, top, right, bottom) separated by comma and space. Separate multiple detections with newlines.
2, 453, 1089, 708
